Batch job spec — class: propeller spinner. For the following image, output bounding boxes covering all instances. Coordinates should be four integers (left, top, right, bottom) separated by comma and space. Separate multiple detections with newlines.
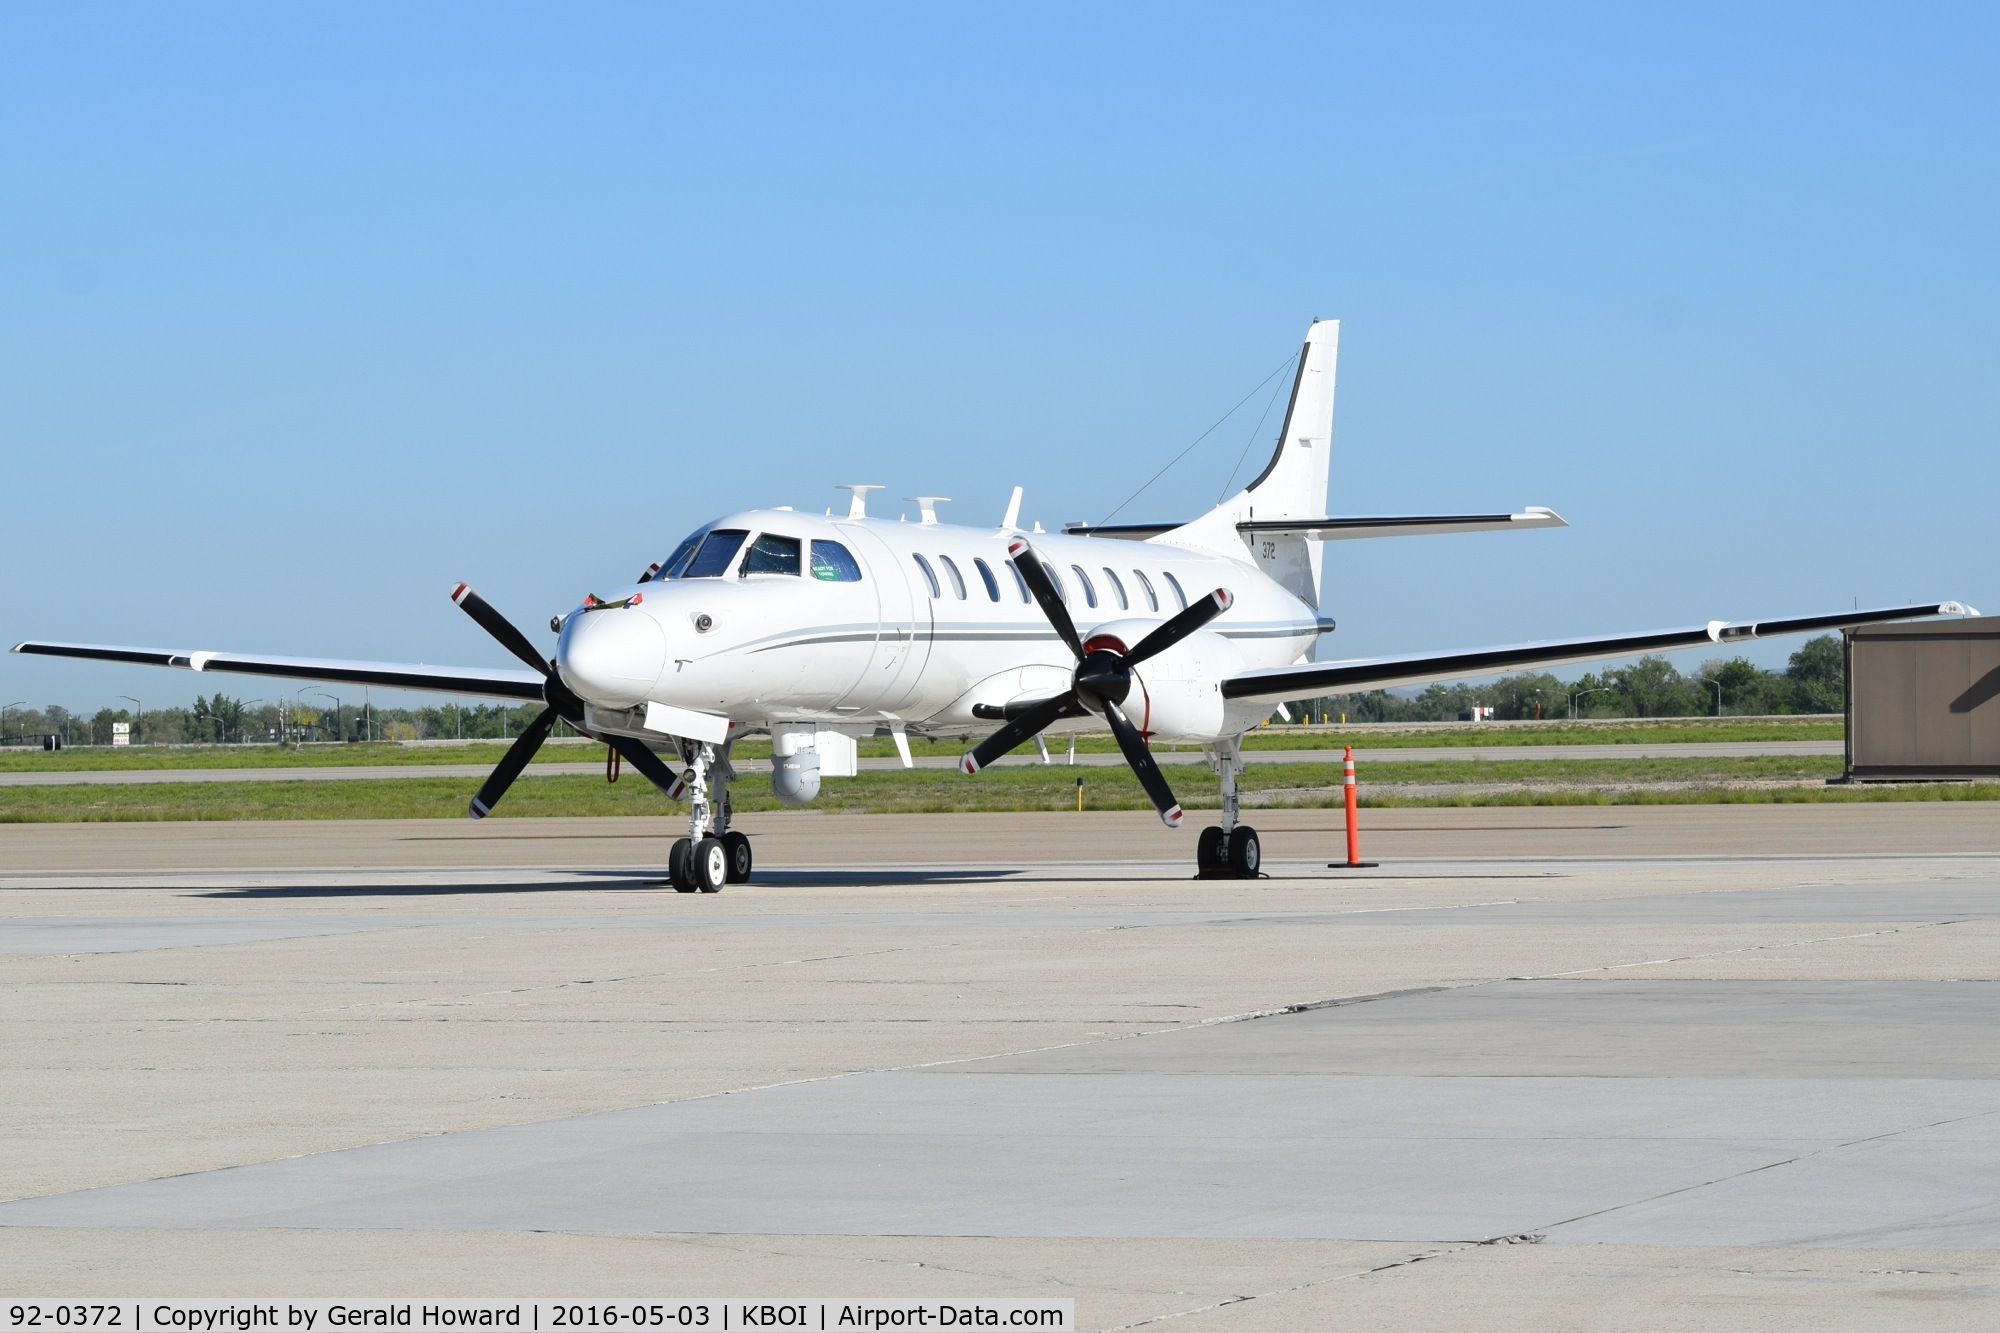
449, 583, 682, 818
958, 539, 1231, 828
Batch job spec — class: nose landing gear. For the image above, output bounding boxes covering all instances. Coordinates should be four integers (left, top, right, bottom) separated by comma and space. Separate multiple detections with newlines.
665, 739, 748, 892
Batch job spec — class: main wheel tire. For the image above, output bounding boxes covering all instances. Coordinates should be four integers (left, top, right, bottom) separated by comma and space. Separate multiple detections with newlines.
692, 836, 729, 893
721, 830, 753, 883
668, 837, 698, 893
1197, 825, 1226, 871
1226, 825, 1261, 877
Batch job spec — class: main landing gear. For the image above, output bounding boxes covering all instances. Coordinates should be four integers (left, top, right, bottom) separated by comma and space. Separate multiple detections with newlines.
667, 739, 752, 893
1195, 736, 1260, 879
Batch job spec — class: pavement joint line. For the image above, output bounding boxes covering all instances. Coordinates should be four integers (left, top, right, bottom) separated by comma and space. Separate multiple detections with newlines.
1104, 1242, 1476, 1329
1254, 985, 1458, 1019
1517, 919, 1972, 979
1531, 1102, 2000, 1243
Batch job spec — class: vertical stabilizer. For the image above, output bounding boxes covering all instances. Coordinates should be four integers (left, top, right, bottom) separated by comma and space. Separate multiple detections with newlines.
1155, 320, 1339, 613
1243, 319, 1338, 521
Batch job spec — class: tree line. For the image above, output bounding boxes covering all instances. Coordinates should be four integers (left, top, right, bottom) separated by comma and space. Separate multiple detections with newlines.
2, 697, 562, 747
1283, 635, 1846, 723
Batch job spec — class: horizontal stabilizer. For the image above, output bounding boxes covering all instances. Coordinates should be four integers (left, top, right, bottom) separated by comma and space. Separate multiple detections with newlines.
1066, 507, 1567, 542
10, 641, 547, 702
1220, 602, 1974, 704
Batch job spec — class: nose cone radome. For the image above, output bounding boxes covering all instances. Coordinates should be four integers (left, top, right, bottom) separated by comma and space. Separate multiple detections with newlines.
556, 608, 667, 708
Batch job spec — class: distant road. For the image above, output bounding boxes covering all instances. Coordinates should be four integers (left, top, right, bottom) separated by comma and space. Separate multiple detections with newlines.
0, 740, 1843, 787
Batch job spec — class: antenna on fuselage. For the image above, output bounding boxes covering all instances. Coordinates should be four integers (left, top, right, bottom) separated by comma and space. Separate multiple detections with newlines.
836, 484, 884, 519
905, 496, 950, 525
1001, 486, 1023, 530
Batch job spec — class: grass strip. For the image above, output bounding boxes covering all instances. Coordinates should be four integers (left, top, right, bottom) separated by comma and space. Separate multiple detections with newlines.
4, 755, 1987, 823
0, 716, 1843, 773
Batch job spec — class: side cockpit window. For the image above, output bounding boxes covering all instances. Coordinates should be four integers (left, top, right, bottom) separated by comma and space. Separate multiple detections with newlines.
810, 540, 863, 582
680, 529, 749, 578
740, 533, 802, 577
652, 529, 707, 581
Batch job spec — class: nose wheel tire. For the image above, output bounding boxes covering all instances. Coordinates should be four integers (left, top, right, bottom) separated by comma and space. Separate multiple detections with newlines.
692, 836, 729, 893
1197, 825, 1226, 873
721, 831, 753, 883
668, 837, 698, 893
1227, 825, 1261, 877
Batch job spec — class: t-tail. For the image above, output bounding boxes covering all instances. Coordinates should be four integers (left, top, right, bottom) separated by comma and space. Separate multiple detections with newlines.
1150, 319, 1340, 609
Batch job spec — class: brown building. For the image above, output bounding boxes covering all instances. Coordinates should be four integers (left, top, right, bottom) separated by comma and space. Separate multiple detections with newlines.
1845, 615, 2000, 781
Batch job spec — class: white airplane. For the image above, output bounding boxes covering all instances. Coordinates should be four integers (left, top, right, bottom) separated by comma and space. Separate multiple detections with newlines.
14, 321, 1972, 891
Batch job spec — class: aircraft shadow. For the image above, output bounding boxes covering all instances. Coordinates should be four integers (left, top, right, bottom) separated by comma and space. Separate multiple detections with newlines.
199, 868, 1024, 898
200, 879, 666, 899
738, 868, 1024, 887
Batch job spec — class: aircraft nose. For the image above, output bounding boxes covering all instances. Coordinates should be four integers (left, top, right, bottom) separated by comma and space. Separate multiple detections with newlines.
556, 607, 667, 708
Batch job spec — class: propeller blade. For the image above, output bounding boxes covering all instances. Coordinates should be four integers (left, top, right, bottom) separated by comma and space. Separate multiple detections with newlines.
604, 732, 685, 799
1102, 698, 1184, 828
1123, 588, 1233, 670
960, 691, 1079, 773
468, 706, 559, 818
1006, 538, 1086, 661
451, 583, 553, 676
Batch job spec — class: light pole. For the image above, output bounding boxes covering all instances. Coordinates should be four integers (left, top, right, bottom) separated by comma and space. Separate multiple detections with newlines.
1699, 676, 1724, 718
308, 690, 340, 744
239, 701, 265, 746
1569, 686, 1614, 721
119, 695, 142, 745
1, 701, 23, 746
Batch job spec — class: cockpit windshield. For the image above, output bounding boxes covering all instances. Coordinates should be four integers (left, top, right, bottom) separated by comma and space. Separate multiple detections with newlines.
679, 529, 750, 578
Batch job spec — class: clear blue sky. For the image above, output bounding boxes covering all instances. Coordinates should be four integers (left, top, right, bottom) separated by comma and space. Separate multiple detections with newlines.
5, 4, 1994, 712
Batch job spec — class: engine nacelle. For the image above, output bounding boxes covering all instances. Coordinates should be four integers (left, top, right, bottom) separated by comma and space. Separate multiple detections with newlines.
1083, 622, 1240, 744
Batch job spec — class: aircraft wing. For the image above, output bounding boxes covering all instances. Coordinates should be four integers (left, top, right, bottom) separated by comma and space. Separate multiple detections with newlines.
10, 641, 547, 702
1219, 602, 1975, 705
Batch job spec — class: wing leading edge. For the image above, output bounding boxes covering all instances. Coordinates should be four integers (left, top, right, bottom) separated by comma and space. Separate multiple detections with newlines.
10, 641, 547, 702
1220, 602, 1977, 705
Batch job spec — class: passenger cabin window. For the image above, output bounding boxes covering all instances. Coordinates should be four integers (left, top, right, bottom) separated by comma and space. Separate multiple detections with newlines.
1102, 567, 1128, 611
913, 553, 941, 598
1008, 562, 1031, 603
938, 554, 968, 599
1042, 561, 1068, 603
1161, 570, 1189, 610
810, 540, 863, 582
740, 533, 802, 577
972, 557, 1001, 601
1133, 570, 1159, 612
1071, 565, 1097, 609
681, 529, 749, 578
